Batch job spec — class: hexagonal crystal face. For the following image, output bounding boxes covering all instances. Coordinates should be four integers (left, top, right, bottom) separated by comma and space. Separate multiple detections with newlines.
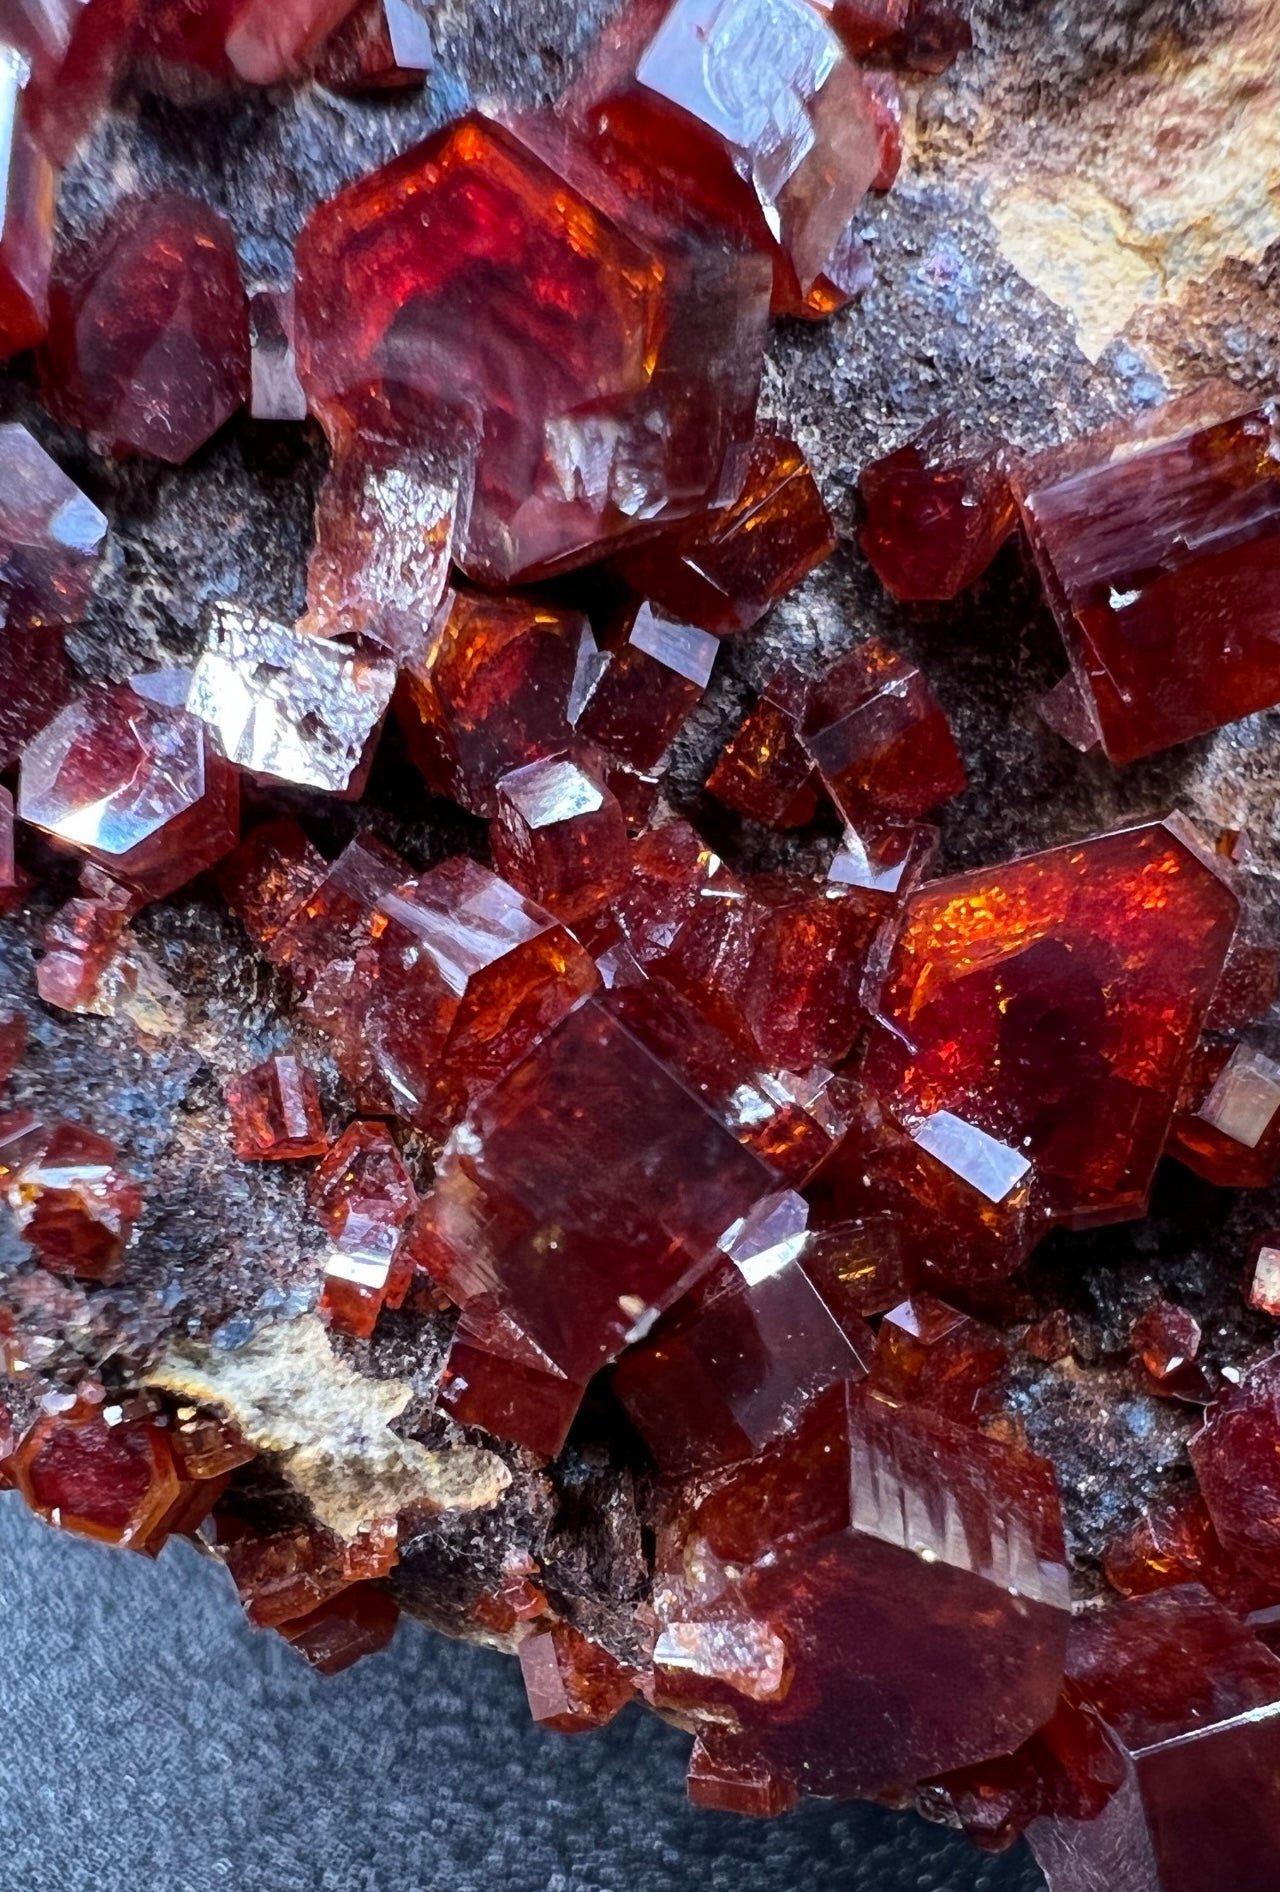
186, 602, 396, 792
19, 683, 206, 857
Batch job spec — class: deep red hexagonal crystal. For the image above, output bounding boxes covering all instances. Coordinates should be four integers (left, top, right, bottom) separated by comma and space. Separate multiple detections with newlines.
1027, 1587, 1280, 1892
314, 0, 432, 92
491, 755, 633, 925
276, 1586, 400, 1673
12, 1399, 183, 1547
225, 1518, 397, 1626
799, 638, 967, 825
1, 1116, 142, 1281
859, 417, 1016, 601
652, 1382, 1069, 1798
396, 592, 586, 817
868, 1293, 1008, 1423
314, 1121, 417, 1336
19, 682, 239, 899
40, 191, 250, 463
612, 432, 835, 635
223, 0, 362, 81
9, 0, 142, 164
295, 110, 770, 583
1189, 1354, 1280, 1582
705, 665, 820, 829
225, 1055, 327, 1162
519, 1622, 636, 1733
570, 602, 718, 771
1019, 400, 1280, 764
848, 817, 1239, 1281
1167, 1039, 1280, 1188
36, 872, 140, 1012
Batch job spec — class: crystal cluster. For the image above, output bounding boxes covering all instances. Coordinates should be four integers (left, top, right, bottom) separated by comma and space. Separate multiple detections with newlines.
12, 8, 1280, 1889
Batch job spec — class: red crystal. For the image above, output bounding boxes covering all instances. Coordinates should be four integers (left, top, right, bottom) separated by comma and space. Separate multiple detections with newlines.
795, 1215, 906, 1321
438, 1320, 587, 1459
1189, 1354, 1280, 1582
224, 0, 360, 82
11, 1398, 184, 1547
0, 783, 24, 913
829, 0, 972, 72
219, 818, 328, 953
613, 1189, 873, 1476
2, 1117, 142, 1281
0, 1003, 25, 1085
19, 682, 239, 899
314, 0, 431, 91
799, 638, 966, 825
653, 1382, 1069, 1798
1247, 1233, 1280, 1319
613, 432, 835, 636
225, 1517, 397, 1626
314, 1121, 416, 1336
35, 872, 139, 1012
263, 832, 406, 990
519, 1621, 635, 1733
686, 1738, 798, 1817
850, 818, 1239, 1280
225, 1054, 328, 1161
869, 1293, 1008, 1424
0, 47, 55, 361
396, 592, 586, 817
1027, 1587, 1280, 1892
1102, 1491, 1280, 1618
859, 418, 1016, 601
705, 665, 819, 829
40, 192, 250, 463
1167, 1040, 1280, 1189
1130, 1300, 1202, 1384
1019, 400, 1280, 764
0, 421, 108, 769
570, 602, 718, 771
276, 1585, 399, 1673
13, 0, 142, 163
247, 287, 307, 422
296, 111, 769, 583
491, 756, 632, 926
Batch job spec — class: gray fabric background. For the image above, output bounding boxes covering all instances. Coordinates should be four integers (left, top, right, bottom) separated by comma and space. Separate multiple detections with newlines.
0, 1494, 1045, 1892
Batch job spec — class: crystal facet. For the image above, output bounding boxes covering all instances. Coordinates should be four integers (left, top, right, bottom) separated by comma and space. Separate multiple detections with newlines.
225, 1054, 328, 1162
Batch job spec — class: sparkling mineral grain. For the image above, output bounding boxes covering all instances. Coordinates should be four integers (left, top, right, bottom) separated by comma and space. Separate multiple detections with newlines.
799, 638, 966, 825
225, 1055, 328, 1161
219, 817, 328, 952
247, 287, 307, 422
1, 1116, 142, 1281
40, 192, 250, 463
1189, 1355, 1280, 1581
1130, 1301, 1203, 1383
612, 431, 835, 634
0, 46, 55, 360
314, 0, 432, 91
868, 1294, 1008, 1423
314, 1121, 416, 1336
570, 602, 718, 771
186, 602, 396, 793
705, 665, 819, 828
1027, 1588, 1280, 1892
1248, 1235, 1280, 1319
1167, 1041, 1280, 1189
36, 871, 138, 1012
295, 111, 770, 582
1020, 401, 1280, 763
491, 755, 632, 924
396, 592, 586, 816
9, 1397, 195, 1548
0, 420, 107, 768
859, 417, 1016, 601
303, 435, 466, 660
854, 817, 1240, 1279
518, 1622, 636, 1732
19, 682, 239, 898
653, 1382, 1070, 1798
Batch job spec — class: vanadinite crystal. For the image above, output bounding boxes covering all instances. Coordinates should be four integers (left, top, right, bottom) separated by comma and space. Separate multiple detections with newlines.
0, 421, 108, 768
0, 45, 55, 360
225, 1054, 328, 1161
7, 0, 142, 163
18, 681, 239, 897
1, 1115, 142, 1281
800, 638, 966, 825
859, 417, 1016, 601
652, 1382, 1069, 1798
313, 1121, 416, 1335
40, 192, 250, 463
314, 0, 432, 91
1019, 401, 1280, 763
570, 603, 718, 771
491, 755, 632, 924
295, 110, 771, 583
10, 1396, 205, 1548
1188, 1355, 1280, 1581
247, 287, 307, 422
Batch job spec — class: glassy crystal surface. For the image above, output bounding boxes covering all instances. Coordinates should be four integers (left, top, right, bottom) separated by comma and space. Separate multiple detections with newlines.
1020, 401, 1280, 764
1248, 1234, 1280, 1319
19, 681, 239, 898
2, 1116, 142, 1281
224, 0, 361, 81
314, 0, 432, 91
247, 287, 307, 421
40, 192, 250, 463
397, 592, 586, 816
856, 818, 1240, 1277
439, 1318, 587, 1458
219, 817, 328, 953
314, 1121, 416, 1336
276, 1585, 399, 1672
225, 1054, 328, 1161
519, 1622, 635, 1732
491, 755, 632, 924
1189, 1355, 1280, 1582
571, 602, 717, 770
1130, 1300, 1202, 1385
613, 432, 835, 635
295, 111, 770, 583
224, 1517, 397, 1626
0, 46, 55, 361
829, 0, 972, 73
800, 638, 966, 825
0, 419, 108, 765
869, 1293, 1008, 1423
1167, 1040, 1280, 1189
187, 602, 396, 793
10, 1398, 192, 1548
13, 0, 142, 162
653, 1382, 1070, 1797
706, 664, 819, 828
859, 417, 1016, 601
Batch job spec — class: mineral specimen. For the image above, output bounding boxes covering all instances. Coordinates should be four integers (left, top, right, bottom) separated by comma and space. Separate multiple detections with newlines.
224, 1054, 328, 1161
9, 1394, 208, 1548
19, 682, 239, 898
1, 1115, 142, 1281
859, 417, 1016, 601
314, 0, 432, 91
570, 603, 718, 771
1167, 1040, 1280, 1189
40, 192, 250, 463
1189, 1356, 1280, 1581
9, 0, 141, 162
491, 755, 632, 924
519, 1622, 636, 1733
705, 665, 820, 828
314, 1121, 416, 1335
0, 45, 55, 361
186, 602, 395, 793
799, 638, 966, 825
224, 0, 362, 82
868, 1293, 1008, 1423
295, 111, 771, 582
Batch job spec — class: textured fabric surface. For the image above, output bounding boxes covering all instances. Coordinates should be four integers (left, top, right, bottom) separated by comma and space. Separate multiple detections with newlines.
0, 1494, 1045, 1892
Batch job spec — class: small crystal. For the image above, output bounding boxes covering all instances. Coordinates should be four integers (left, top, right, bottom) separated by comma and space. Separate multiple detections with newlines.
859, 417, 1015, 601
314, 1122, 416, 1336
187, 602, 396, 793
10, 1398, 190, 1549
519, 1622, 635, 1732
571, 601, 718, 770
491, 755, 632, 924
1248, 1235, 1280, 1319
800, 638, 966, 825
276, 1586, 399, 1673
869, 1293, 1008, 1423
706, 665, 819, 828
314, 0, 432, 92
224, 0, 364, 82
1168, 1041, 1280, 1189
225, 1054, 328, 1161
1189, 1354, 1280, 1581
1131, 1299, 1202, 1383
0, 47, 55, 361
2, 1117, 142, 1281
